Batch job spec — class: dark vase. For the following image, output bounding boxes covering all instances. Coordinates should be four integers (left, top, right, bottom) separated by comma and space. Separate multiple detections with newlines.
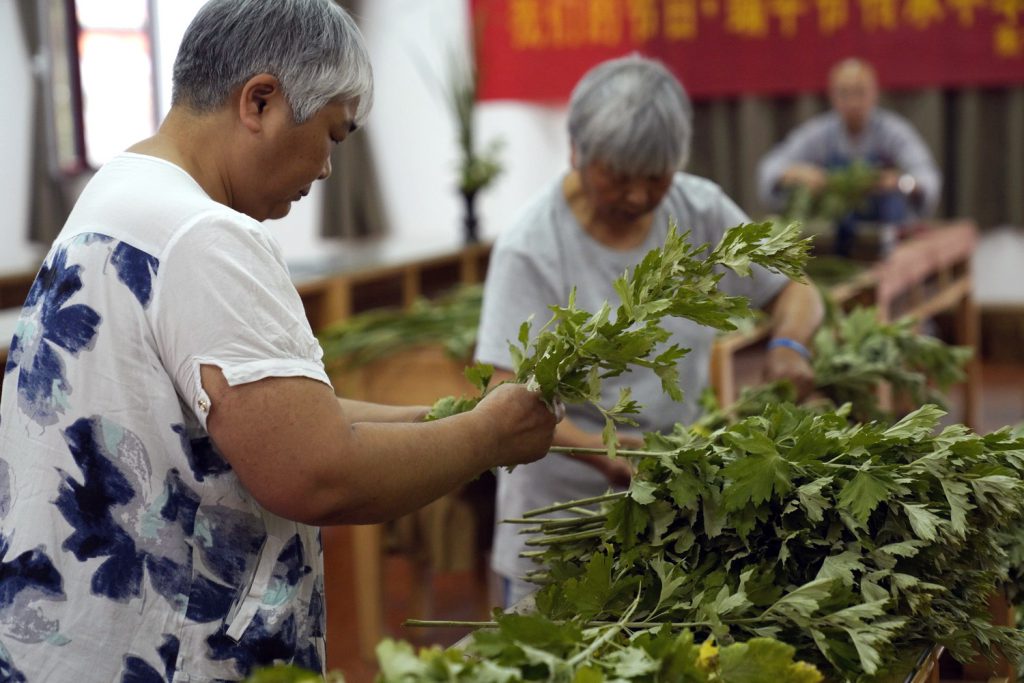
461, 189, 479, 244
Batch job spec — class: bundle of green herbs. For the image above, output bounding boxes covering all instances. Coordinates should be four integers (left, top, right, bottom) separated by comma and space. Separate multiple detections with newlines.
318, 285, 483, 371
246, 612, 825, 683
506, 404, 1024, 679
696, 304, 973, 432
426, 219, 811, 455
784, 163, 879, 225
374, 615, 824, 683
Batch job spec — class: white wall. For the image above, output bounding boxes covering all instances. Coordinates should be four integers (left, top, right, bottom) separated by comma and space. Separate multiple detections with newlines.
0, 3, 48, 273
1, 0, 569, 276
357, 0, 569, 251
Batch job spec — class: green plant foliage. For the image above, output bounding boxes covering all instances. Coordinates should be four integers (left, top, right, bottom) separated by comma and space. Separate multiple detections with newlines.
424, 220, 811, 450
318, 285, 483, 371
245, 665, 346, 682
696, 303, 973, 432
810, 306, 972, 423
512, 404, 1024, 679
245, 615, 824, 683
784, 163, 880, 224
447, 44, 502, 195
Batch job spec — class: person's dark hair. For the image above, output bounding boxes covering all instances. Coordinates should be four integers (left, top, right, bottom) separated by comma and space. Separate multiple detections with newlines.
568, 54, 692, 175
171, 0, 373, 124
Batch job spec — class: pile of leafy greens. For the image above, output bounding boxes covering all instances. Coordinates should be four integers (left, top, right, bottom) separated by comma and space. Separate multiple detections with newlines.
318, 285, 483, 371
246, 612, 824, 683
508, 404, 1024, 679
696, 303, 973, 432
372, 616, 824, 683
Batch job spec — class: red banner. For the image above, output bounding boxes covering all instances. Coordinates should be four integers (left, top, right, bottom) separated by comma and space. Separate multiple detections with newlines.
471, 0, 1024, 102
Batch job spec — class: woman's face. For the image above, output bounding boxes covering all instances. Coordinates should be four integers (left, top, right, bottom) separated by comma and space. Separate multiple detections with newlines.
577, 160, 674, 227
236, 96, 359, 222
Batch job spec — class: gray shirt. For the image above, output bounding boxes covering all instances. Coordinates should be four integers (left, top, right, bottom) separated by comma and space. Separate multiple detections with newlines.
477, 172, 789, 580
757, 109, 941, 217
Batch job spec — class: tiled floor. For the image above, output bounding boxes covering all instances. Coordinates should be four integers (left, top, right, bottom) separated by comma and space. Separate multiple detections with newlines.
320, 360, 1024, 682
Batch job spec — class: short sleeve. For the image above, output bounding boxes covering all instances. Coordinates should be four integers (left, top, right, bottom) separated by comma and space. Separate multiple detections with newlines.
151, 213, 331, 428
703, 186, 791, 309
475, 242, 561, 371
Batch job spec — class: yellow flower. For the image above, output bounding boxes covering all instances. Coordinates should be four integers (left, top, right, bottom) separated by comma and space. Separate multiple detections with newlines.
697, 637, 719, 670
786, 660, 824, 683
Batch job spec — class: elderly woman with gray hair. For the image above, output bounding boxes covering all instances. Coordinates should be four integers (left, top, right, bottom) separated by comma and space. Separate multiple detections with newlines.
0, 0, 558, 679
476, 54, 824, 608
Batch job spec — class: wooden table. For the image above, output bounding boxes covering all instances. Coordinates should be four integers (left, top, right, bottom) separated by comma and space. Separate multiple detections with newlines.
710, 220, 981, 429
292, 239, 491, 330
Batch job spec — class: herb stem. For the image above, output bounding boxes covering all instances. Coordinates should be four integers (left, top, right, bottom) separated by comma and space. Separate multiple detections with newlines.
566, 589, 643, 667
525, 528, 605, 546
551, 446, 657, 457
523, 492, 626, 518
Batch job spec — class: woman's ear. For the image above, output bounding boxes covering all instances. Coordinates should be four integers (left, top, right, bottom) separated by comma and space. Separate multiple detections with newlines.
238, 73, 282, 133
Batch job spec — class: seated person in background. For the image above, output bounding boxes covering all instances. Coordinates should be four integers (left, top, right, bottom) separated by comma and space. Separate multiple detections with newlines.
476, 54, 824, 609
757, 58, 941, 255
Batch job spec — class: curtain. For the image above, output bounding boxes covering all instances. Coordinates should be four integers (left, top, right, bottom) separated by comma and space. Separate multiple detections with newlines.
321, 0, 390, 239
321, 129, 390, 239
689, 87, 1024, 229
17, 0, 71, 245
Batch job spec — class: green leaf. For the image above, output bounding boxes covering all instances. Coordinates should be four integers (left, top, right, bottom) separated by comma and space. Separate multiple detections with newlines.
837, 470, 898, 523
572, 666, 605, 683
629, 479, 658, 506
562, 553, 616, 619
607, 646, 660, 678
495, 612, 583, 655
860, 578, 889, 603
718, 638, 801, 683
247, 665, 325, 683
873, 540, 925, 559
702, 487, 726, 538
424, 395, 480, 421
375, 639, 428, 680
602, 418, 618, 458
845, 627, 883, 675
900, 503, 945, 541
722, 451, 793, 510
668, 471, 703, 511
940, 479, 973, 538
815, 551, 865, 587
795, 478, 831, 523
464, 362, 494, 393
712, 583, 752, 617
761, 578, 835, 621
607, 498, 650, 549
651, 556, 687, 610
883, 405, 945, 440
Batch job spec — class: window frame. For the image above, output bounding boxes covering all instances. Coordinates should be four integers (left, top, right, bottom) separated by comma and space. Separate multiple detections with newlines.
44, 0, 161, 176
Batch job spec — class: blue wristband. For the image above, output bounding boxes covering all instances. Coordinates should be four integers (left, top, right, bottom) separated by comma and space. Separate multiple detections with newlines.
767, 337, 812, 360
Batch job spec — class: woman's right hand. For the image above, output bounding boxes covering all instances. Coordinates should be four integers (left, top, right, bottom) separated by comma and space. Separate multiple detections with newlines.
474, 383, 560, 468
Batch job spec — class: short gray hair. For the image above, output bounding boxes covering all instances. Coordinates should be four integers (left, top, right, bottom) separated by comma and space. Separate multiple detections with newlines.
172, 0, 374, 124
568, 55, 692, 175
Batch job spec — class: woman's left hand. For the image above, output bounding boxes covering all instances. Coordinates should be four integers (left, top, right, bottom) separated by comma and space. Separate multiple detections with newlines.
764, 345, 815, 400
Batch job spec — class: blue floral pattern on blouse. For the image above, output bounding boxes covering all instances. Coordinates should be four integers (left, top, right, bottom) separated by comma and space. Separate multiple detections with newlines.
0, 227, 325, 681
5, 247, 101, 427
55, 416, 198, 604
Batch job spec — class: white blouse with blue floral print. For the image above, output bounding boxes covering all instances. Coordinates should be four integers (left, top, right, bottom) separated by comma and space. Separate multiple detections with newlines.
0, 153, 332, 682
